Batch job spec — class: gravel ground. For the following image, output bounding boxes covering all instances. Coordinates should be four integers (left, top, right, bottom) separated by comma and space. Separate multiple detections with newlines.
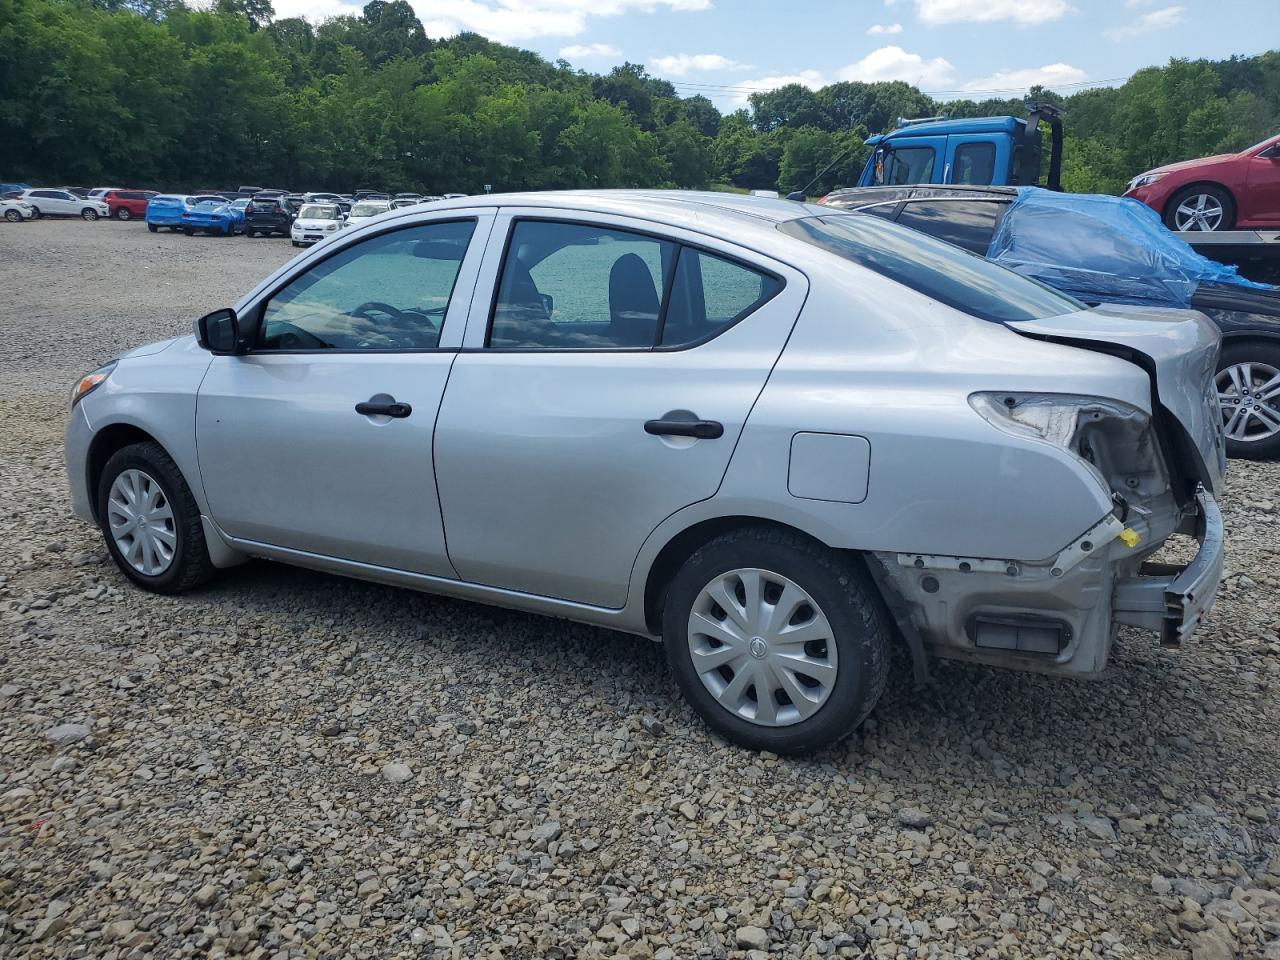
3, 218, 1280, 960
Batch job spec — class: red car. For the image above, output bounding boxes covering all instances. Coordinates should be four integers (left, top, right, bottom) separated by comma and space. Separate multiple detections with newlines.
1124, 133, 1280, 232
103, 189, 158, 221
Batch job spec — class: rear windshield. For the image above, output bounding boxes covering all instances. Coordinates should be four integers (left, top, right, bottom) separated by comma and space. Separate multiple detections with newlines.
779, 214, 1082, 324
299, 204, 340, 219
351, 201, 389, 216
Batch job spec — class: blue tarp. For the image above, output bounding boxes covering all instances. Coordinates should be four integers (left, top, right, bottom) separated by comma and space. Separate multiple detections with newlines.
986, 188, 1271, 308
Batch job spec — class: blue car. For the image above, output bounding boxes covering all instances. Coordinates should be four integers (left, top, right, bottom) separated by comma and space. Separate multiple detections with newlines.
180, 198, 245, 236
145, 194, 231, 233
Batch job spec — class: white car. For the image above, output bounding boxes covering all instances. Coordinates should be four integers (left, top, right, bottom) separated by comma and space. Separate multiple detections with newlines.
21, 188, 109, 220
1, 197, 35, 222
291, 203, 345, 246
343, 199, 390, 228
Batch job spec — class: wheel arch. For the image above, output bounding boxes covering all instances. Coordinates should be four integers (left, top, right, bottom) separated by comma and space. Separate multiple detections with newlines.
86, 423, 166, 522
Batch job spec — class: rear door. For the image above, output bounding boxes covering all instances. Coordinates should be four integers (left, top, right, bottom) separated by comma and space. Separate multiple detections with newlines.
433, 209, 808, 607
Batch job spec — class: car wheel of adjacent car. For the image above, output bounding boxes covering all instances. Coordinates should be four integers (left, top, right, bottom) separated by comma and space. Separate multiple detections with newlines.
1166, 184, 1235, 232
29, 206, 41, 218
182, 226, 194, 236
662, 526, 890, 754
244, 229, 255, 238
81, 208, 99, 221
4, 209, 20, 223
115, 208, 131, 221
96, 441, 215, 594
147, 223, 157, 233
1217, 340, 1280, 460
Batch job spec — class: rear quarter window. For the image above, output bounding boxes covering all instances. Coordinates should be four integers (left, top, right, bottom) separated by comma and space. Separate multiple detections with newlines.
779, 214, 1081, 324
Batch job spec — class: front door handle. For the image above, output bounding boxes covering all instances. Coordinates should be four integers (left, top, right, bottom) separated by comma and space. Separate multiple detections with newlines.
355, 396, 412, 418
644, 418, 723, 439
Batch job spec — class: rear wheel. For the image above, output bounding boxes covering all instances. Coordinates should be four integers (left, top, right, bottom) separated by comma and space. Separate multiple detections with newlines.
1165, 184, 1235, 232
662, 526, 890, 754
183, 226, 194, 236
81, 208, 99, 221
244, 229, 255, 238
96, 441, 215, 594
115, 208, 131, 220
1217, 339, 1280, 460
147, 222, 157, 233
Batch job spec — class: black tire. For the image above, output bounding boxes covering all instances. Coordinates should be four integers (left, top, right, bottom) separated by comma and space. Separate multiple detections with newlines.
115, 208, 131, 220
662, 526, 891, 754
291, 240, 300, 247
244, 229, 255, 238
96, 441, 214, 594
29, 206, 40, 218
81, 208, 99, 221
1164, 183, 1235, 232
182, 226, 194, 236
1218, 338, 1280, 461
4, 209, 20, 223
147, 223, 158, 233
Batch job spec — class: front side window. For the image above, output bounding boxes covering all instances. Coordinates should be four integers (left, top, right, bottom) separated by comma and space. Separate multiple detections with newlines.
952, 143, 996, 186
780, 214, 1080, 324
257, 220, 476, 351
874, 147, 936, 186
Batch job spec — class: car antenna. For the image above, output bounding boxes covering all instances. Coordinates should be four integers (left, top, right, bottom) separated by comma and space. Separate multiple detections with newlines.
786, 143, 860, 202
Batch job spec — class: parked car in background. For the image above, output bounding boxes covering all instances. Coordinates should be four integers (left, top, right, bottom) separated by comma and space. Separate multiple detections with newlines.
818, 184, 1280, 458
243, 194, 292, 237
62, 186, 92, 198
1125, 133, 1280, 232
103, 189, 158, 221
88, 187, 119, 201
145, 194, 227, 232
1, 196, 35, 222
1, 182, 32, 198
442, 193, 466, 200
343, 198, 390, 227
65, 190, 1225, 753
181, 198, 245, 236
390, 198, 419, 209
20, 188, 109, 220
290, 203, 344, 246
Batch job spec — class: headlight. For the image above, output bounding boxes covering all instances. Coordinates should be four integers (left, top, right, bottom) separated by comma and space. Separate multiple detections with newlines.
969, 393, 1146, 448
71, 361, 117, 406
1127, 172, 1164, 191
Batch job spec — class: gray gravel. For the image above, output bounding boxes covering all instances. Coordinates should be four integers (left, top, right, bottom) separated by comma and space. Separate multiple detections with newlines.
4, 218, 1280, 959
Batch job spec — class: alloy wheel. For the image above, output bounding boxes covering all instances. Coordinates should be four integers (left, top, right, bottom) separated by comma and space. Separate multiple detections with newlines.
4, 210, 19, 222
107, 469, 177, 576
686, 567, 838, 727
1174, 193, 1225, 231
82, 208, 98, 221
117, 208, 131, 220
1217, 361, 1280, 443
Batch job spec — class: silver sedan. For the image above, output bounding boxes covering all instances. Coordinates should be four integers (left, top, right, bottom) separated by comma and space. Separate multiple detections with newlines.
66, 190, 1227, 753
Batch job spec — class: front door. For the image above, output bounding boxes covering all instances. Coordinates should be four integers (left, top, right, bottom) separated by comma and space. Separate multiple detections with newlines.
196, 214, 492, 576
1244, 141, 1280, 226
433, 211, 808, 608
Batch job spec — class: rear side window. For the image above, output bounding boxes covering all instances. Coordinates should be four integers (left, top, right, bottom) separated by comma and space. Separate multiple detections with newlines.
952, 143, 996, 186
894, 200, 1004, 255
779, 214, 1080, 324
489, 221, 783, 350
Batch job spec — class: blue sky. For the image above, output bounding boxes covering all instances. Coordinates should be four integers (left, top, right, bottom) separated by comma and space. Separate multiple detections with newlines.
276, 0, 1279, 111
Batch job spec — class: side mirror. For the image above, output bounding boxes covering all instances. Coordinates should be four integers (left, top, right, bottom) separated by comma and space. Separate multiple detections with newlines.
786, 191, 806, 201
196, 308, 245, 355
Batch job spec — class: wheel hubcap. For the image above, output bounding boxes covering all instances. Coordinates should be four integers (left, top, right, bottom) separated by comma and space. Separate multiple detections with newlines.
687, 567, 838, 727
1175, 193, 1224, 231
107, 469, 177, 576
1217, 361, 1280, 443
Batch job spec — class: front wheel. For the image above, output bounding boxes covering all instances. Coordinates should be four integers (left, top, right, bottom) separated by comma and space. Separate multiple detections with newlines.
1165, 184, 1235, 232
147, 222, 158, 233
96, 441, 214, 593
81, 208, 99, 221
662, 527, 890, 754
115, 208, 131, 220
244, 229, 255, 238
4, 209, 21, 223
182, 226, 193, 236
1217, 339, 1280, 460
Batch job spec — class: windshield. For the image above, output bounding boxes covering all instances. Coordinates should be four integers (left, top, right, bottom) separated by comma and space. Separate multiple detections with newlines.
299, 204, 340, 219
779, 214, 1082, 324
351, 201, 389, 217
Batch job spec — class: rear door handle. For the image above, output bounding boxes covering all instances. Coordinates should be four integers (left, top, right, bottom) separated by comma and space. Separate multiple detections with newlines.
355, 397, 412, 418
644, 418, 723, 439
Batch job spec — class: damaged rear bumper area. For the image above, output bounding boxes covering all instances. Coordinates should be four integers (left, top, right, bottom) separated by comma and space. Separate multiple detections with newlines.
1112, 488, 1224, 647
871, 488, 1225, 678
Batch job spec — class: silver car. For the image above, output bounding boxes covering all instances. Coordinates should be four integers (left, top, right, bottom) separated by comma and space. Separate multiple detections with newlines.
65, 191, 1227, 753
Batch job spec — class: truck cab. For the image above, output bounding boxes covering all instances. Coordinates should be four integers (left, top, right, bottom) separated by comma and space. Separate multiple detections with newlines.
857, 104, 1063, 191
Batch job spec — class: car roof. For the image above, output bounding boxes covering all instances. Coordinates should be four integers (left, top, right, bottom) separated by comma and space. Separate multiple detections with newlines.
823, 185, 1022, 207
868, 115, 1026, 145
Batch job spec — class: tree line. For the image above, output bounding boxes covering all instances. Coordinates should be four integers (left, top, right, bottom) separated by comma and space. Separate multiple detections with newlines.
1, 0, 1277, 197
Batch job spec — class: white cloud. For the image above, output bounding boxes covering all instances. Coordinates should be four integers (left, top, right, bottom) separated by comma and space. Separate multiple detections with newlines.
559, 42, 621, 58
835, 45, 955, 86
962, 62, 1087, 92
915, 0, 1070, 25
725, 71, 824, 107
274, 0, 712, 44
867, 22, 904, 34
1105, 4, 1184, 40
650, 52, 751, 76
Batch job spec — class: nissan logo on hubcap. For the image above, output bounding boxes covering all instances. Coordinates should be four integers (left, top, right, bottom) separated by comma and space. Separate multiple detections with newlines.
749, 637, 768, 659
